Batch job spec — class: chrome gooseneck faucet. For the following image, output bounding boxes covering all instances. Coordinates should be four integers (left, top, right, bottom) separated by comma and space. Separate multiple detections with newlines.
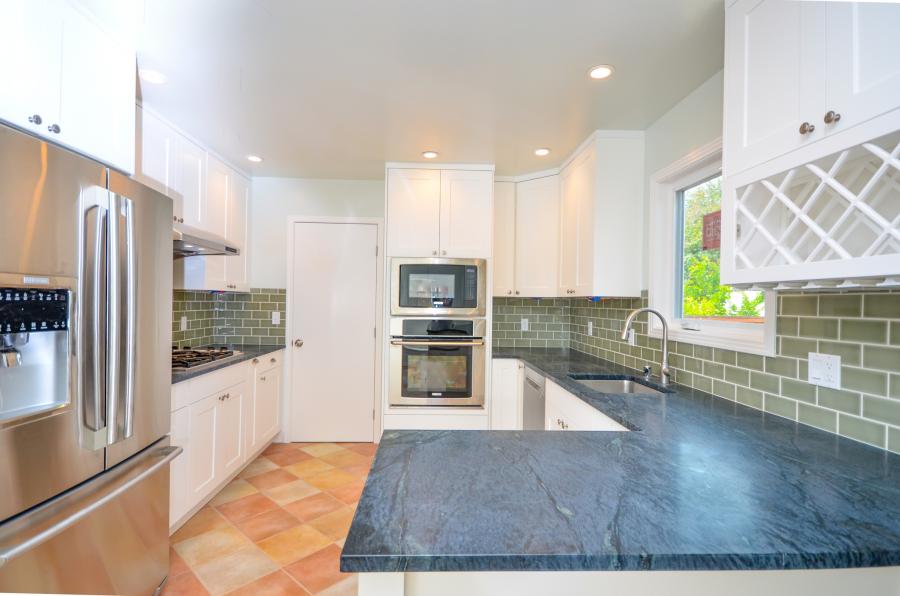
621, 308, 670, 386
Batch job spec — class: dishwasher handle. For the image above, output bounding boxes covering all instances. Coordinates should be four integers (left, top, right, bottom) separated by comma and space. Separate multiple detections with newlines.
525, 377, 543, 391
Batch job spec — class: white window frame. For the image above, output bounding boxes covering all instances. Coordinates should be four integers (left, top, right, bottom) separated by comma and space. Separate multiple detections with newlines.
647, 138, 776, 356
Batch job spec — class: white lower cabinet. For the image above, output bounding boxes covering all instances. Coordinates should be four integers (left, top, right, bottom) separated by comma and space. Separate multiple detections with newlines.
491, 359, 524, 430
545, 380, 627, 432
169, 351, 283, 530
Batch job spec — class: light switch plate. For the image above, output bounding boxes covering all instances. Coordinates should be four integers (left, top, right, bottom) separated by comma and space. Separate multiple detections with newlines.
272, 311, 281, 325
521, 318, 529, 332
808, 352, 841, 389
180, 315, 188, 332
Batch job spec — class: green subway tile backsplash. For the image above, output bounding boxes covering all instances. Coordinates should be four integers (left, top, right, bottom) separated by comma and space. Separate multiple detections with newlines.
172, 288, 286, 348
494, 288, 900, 452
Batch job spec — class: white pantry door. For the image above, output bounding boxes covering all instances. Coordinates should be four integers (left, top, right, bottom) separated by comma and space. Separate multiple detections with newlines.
289, 221, 378, 442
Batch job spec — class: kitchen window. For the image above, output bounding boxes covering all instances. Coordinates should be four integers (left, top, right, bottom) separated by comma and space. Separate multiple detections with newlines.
648, 140, 775, 355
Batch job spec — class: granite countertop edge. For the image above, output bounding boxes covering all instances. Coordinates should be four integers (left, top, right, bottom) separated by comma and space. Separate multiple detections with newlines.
171, 344, 284, 384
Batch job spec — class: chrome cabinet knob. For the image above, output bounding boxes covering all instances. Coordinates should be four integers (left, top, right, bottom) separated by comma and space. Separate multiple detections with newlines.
178, 217, 184, 223
799, 121, 815, 135
28, 114, 42, 125
252, 358, 259, 364
260, 376, 266, 381
507, 290, 512, 295
442, 250, 447, 256
824, 110, 841, 124
515, 290, 520, 295
432, 250, 438, 256
47, 123, 60, 134
270, 357, 276, 363
294, 339, 304, 348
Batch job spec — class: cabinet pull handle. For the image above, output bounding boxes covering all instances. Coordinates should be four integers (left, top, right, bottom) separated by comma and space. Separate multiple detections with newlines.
47, 124, 61, 134
28, 114, 42, 125
824, 110, 841, 125
507, 290, 512, 295
442, 250, 447, 256
798, 121, 815, 135
515, 290, 520, 295
260, 376, 266, 381
252, 358, 259, 364
432, 250, 438, 256
270, 358, 276, 363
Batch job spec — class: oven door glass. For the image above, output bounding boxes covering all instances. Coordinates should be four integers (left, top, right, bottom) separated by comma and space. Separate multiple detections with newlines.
401, 343, 472, 400
398, 264, 478, 310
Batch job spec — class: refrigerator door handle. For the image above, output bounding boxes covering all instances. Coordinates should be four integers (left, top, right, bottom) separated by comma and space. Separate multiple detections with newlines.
107, 195, 136, 444
81, 199, 107, 444
0, 445, 181, 568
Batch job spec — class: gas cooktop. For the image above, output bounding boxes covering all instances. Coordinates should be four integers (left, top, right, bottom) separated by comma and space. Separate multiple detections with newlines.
171, 346, 244, 371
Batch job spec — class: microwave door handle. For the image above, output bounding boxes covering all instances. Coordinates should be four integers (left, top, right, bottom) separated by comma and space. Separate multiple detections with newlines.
81, 200, 107, 443
107, 195, 136, 444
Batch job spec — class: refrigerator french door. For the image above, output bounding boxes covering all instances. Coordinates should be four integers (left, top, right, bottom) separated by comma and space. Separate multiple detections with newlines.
0, 124, 178, 595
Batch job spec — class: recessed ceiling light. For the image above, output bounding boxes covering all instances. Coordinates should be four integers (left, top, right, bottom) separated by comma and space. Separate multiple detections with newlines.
138, 68, 167, 85
534, 148, 551, 157
422, 151, 438, 159
246, 155, 263, 163
588, 64, 615, 80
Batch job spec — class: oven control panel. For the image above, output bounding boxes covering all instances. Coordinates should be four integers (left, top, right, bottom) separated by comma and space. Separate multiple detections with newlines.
0, 288, 69, 334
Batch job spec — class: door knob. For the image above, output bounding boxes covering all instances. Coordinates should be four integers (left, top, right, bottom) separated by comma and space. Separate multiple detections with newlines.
294, 339, 304, 348
824, 110, 841, 124
798, 121, 815, 135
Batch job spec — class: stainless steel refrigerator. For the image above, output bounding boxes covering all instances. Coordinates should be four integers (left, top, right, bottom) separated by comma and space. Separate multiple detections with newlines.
0, 124, 178, 594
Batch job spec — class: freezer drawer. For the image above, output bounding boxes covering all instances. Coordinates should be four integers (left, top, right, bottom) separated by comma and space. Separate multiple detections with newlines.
0, 439, 181, 595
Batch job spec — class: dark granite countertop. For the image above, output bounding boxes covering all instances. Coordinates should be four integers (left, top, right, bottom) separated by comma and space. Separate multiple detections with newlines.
171, 344, 284, 384
341, 348, 900, 573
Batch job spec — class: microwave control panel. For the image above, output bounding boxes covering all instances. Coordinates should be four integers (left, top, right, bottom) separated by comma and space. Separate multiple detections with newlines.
0, 288, 69, 334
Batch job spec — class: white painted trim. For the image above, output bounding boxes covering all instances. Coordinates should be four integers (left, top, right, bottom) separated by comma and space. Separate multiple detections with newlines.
494, 168, 560, 183
384, 162, 495, 171
284, 215, 384, 443
647, 139, 776, 357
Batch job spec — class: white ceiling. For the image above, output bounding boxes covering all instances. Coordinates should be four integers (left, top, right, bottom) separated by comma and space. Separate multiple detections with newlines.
138, 0, 724, 179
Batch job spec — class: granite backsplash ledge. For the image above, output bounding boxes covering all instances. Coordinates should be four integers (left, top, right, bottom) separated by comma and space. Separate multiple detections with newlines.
172, 288, 286, 347
493, 290, 900, 453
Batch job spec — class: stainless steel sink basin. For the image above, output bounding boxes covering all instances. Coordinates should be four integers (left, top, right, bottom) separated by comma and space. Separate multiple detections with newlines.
569, 377, 664, 395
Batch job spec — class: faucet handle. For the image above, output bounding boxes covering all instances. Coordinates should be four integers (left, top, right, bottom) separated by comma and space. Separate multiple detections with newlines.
642, 365, 652, 378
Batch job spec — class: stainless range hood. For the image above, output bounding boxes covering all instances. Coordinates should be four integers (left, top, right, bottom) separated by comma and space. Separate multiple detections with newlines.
172, 224, 240, 258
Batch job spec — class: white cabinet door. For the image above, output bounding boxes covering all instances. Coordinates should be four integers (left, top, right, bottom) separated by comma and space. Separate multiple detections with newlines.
171, 132, 206, 229
439, 169, 493, 258
205, 155, 230, 240
724, 0, 825, 176
490, 359, 522, 430
0, 1, 63, 137
516, 175, 559, 297
226, 173, 250, 291
559, 151, 594, 296
386, 168, 441, 257
134, 106, 171, 200
492, 182, 516, 297
825, 2, 900, 134
216, 381, 246, 480
169, 407, 190, 527
187, 393, 218, 509
249, 363, 281, 455
57, 1, 134, 173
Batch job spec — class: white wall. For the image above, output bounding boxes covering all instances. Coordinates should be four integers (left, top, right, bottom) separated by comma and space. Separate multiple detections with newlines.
249, 177, 384, 288
641, 70, 724, 285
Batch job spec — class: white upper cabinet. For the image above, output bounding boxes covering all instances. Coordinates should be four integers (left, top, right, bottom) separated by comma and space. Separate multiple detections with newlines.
515, 175, 560, 297
492, 182, 516, 296
386, 169, 442, 257
205, 155, 230, 240
0, 0, 136, 173
558, 133, 644, 298
439, 169, 493, 258
386, 167, 493, 258
170, 131, 206, 230
134, 107, 171, 198
225, 174, 250, 291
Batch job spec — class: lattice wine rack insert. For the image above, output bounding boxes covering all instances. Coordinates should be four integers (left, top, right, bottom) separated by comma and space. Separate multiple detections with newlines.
733, 131, 900, 283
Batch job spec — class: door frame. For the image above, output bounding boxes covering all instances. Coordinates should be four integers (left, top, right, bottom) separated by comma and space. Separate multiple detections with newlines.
283, 216, 384, 443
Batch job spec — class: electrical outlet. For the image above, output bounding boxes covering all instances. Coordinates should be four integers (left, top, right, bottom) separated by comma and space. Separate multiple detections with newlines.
808, 352, 841, 389
626, 328, 636, 346
272, 311, 281, 325
588, 321, 593, 336
521, 318, 529, 332
180, 315, 188, 331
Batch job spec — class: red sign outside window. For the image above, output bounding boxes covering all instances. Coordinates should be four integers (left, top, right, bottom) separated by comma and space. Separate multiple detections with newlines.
703, 210, 721, 251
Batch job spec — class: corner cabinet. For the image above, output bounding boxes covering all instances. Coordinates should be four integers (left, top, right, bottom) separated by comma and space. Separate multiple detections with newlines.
0, 0, 136, 173
386, 166, 494, 258
722, 0, 900, 287
558, 133, 645, 298
492, 175, 561, 297
169, 352, 283, 531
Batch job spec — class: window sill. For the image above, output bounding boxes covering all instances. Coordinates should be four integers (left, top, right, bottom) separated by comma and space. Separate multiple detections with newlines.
648, 324, 775, 357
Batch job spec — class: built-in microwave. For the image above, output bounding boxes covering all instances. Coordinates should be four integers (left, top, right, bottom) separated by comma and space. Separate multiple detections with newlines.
390, 258, 486, 317
388, 318, 486, 407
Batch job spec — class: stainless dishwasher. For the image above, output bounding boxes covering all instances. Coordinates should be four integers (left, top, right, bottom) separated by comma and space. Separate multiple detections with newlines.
523, 368, 546, 430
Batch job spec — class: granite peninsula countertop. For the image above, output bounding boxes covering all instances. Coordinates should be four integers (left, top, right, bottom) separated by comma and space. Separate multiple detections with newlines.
341, 348, 900, 573
171, 344, 284, 384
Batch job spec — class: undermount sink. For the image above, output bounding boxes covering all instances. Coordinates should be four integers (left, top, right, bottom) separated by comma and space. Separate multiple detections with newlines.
568, 375, 665, 395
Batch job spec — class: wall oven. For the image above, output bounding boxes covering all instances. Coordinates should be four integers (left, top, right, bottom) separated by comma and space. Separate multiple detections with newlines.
389, 318, 486, 407
390, 258, 486, 317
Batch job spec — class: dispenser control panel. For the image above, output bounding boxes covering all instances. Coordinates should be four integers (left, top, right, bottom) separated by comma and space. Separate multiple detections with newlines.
0, 288, 69, 334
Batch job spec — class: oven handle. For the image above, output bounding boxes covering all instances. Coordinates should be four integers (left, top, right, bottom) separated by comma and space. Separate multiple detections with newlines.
390, 339, 485, 347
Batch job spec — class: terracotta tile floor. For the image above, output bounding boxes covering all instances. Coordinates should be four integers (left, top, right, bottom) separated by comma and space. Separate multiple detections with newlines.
165, 442, 376, 596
